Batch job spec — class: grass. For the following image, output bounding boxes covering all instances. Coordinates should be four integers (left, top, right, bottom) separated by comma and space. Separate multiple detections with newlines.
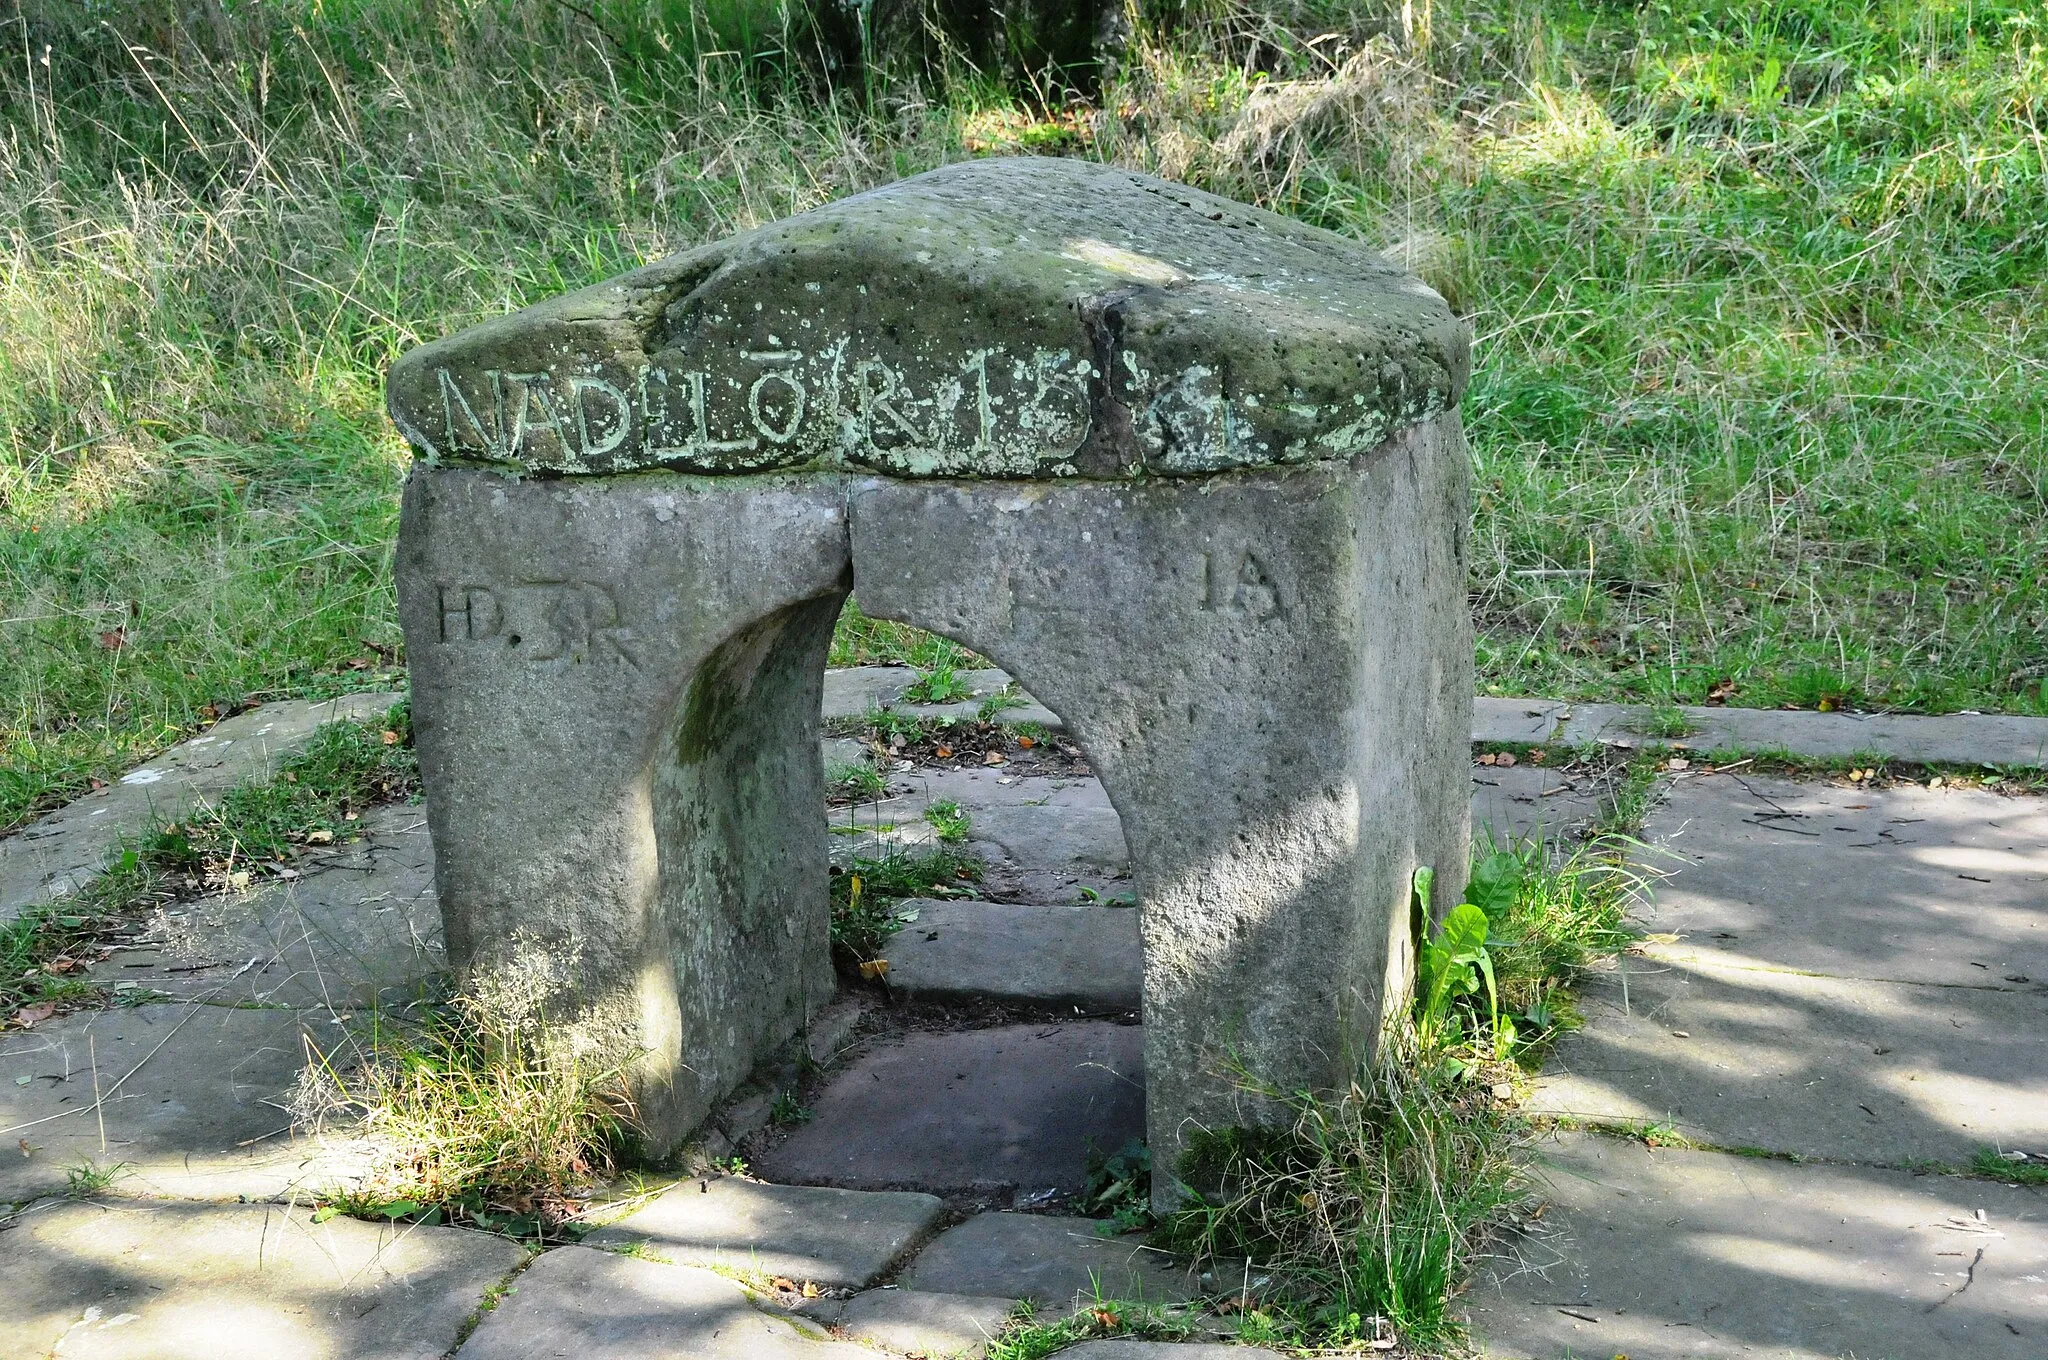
63, 1160, 130, 1198
2, 0, 2043, 826
298, 988, 639, 1238
827, 844, 983, 963
923, 797, 971, 843
0, 705, 415, 1019
1145, 834, 1643, 1351
1971, 1146, 2048, 1186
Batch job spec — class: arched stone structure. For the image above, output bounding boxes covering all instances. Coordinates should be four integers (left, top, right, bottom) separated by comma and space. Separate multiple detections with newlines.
388, 158, 1473, 1206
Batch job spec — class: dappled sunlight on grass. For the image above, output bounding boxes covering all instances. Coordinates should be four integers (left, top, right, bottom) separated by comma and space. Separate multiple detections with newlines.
2, 0, 2043, 828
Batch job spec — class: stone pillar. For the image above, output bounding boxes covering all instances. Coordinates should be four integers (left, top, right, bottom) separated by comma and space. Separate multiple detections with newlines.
386, 156, 1472, 1181
396, 472, 849, 1145
849, 416, 1471, 1205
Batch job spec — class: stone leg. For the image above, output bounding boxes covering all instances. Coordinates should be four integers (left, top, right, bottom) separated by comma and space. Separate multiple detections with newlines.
396, 468, 850, 1152
849, 415, 1472, 1207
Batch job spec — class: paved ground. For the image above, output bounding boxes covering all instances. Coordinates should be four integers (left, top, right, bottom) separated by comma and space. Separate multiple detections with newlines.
3, 674, 2043, 1357
1473, 770, 2048, 1358
0, 692, 404, 925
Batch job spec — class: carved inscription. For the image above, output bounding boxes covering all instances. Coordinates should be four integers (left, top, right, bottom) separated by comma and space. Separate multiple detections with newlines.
1199, 551, 1285, 620
426, 337, 1092, 475
437, 581, 640, 668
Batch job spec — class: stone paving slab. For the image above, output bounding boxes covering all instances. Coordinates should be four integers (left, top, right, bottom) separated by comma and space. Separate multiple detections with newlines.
1637, 773, 2048, 987
454, 1245, 869, 1359
584, 1176, 943, 1288
1526, 954, 2048, 1164
832, 765, 1132, 905
810, 1289, 1017, 1358
823, 666, 1062, 730
0, 1196, 522, 1360
754, 1023, 1146, 1198
902, 1212, 1196, 1308
86, 802, 443, 1011
842, 763, 1612, 912
0, 1002, 371, 1203
882, 899, 1141, 1010
1557, 700, 2048, 767
1471, 765, 1609, 843
0, 692, 405, 925
1469, 1133, 2048, 1359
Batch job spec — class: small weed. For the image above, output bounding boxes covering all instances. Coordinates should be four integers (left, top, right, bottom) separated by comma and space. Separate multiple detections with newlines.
924, 799, 970, 844
770, 1090, 812, 1126
987, 1296, 1196, 1359
825, 759, 885, 803
1078, 885, 1137, 908
977, 687, 1028, 722
902, 660, 973, 706
1636, 705, 1697, 740
1081, 1138, 1152, 1234
450, 1263, 530, 1351
63, 1160, 130, 1198
718, 1156, 750, 1177
1972, 1147, 2048, 1185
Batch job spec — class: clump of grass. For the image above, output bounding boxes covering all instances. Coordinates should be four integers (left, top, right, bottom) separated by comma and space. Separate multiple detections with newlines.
63, 1160, 130, 1199
299, 979, 638, 1238
924, 798, 970, 843
1972, 1147, 2048, 1187
1636, 704, 1697, 740
1154, 836, 1645, 1349
828, 846, 982, 963
825, 757, 885, 803
1158, 1053, 1521, 1348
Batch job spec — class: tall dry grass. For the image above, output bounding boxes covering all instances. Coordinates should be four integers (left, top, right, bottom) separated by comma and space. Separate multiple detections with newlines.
3, 0, 2044, 830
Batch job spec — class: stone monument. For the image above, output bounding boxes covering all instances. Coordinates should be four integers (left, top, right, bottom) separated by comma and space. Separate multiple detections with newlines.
387, 157, 1472, 1206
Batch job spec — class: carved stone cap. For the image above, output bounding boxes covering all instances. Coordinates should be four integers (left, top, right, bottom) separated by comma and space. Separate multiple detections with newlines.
385, 157, 1468, 479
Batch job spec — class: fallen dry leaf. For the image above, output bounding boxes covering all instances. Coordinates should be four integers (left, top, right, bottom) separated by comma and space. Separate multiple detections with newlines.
305, 829, 334, 845
97, 627, 126, 651
14, 1001, 57, 1028
1016, 735, 1036, 749
858, 959, 890, 980
983, 750, 1005, 766
934, 744, 953, 759
1495, 752, 1517, 767
380, 729, 400, 745
17, 1138, 29, 1158
1478, 752, 1497, 766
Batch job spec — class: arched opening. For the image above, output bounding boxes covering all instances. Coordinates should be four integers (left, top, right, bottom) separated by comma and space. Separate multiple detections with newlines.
742, 614, 1152, 1218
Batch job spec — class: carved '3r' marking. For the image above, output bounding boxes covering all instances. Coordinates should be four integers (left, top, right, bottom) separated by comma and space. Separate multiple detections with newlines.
1198, 551, 1285, 620
436, 581, 640, 668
